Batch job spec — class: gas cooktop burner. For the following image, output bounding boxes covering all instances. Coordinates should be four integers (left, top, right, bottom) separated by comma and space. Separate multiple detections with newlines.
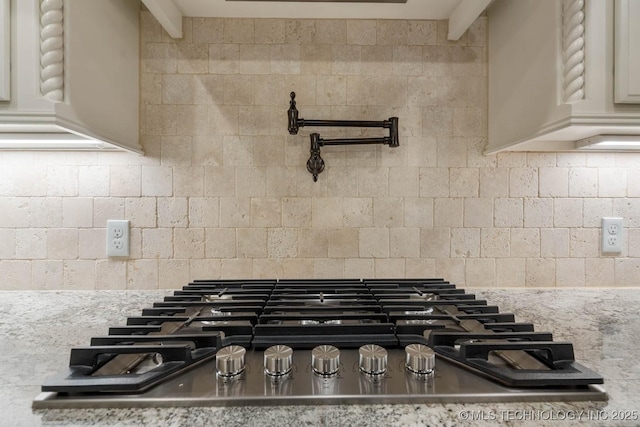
33, 278, 606, 408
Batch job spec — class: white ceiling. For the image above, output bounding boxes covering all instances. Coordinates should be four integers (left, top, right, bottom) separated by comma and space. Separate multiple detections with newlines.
142, 0, 491, 40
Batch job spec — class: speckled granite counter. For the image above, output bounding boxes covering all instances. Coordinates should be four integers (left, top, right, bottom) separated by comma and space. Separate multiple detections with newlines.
2, 288, 639, 427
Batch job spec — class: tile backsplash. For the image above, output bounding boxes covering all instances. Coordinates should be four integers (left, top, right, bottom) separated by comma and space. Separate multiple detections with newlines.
1, 13, 639, 290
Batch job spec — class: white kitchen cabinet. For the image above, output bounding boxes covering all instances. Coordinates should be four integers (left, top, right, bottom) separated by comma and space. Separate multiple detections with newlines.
615, 0, 640, 103
0, 0, 141, 152
0, 0, 9, 101
486, 0, 640, 153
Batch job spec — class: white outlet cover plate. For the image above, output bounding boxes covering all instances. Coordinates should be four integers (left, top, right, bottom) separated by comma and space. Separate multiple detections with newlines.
107, 220, 130, 257
602, 217, 623, 253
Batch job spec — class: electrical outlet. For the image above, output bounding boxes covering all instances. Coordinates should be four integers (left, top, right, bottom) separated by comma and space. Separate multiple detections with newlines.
602, 217, 623, 253
107, 220, 130, 257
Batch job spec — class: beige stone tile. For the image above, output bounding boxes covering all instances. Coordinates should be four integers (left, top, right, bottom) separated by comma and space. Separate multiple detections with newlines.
300, 44, 332, 75
141, 73, 162, 105
312, 197, 343, 228
403, 198, 433, 228
449, 168, 478, 197
79, 166, 110, 197
325, 167, 358, 197
436, 138, 468, 168
253, 136, 285, 167
388, 167, 418, 197
192, 18, 223, 43
347, 75, 407, 107
204, 167, 236, 197
285, 19, 316, 44
142, 166, 173, 196
342, 197, 373, 227
236, 167, 267, 197
332, 45, 361, 75
585, 258, 614, 286
265, 167, 298, 198
205, 228, 236, 258
126, 259, 159, 289
253, 258, 284, 279
0, 260, 31, 289
255, 19, 285, 44
436, 76, 485, 107
358, 167, 388, 197
526, 152, 557, 167
556, 153, 585, 167
406, 136, 436, 167
450, 228, 480, 258
316, 75, 347, 106
157, 198, 188, 227
236, 228, 267, 258
46, 166, 78, 196
556, 258, 585, 287
328, 228, 359, 258
313, 258, 345, 279
129, 228, 142, 259
162, 74, 193, 104
239, 106, 271, 136
161, 136, 193, 166
173, 166, 204, 197
570, 228, 599, 257
109, 166, 141, 197
271, 44, 301, 74
283, 258, 314, 278
419, 168, 449, 198
434, 258, 465, 285
540, 228, 569, 257
627, 168, 640, 197
389, 227, 420, 258
315, 20, 347, 44
220, 197, 251, 227
238, 44, 271, 74
420, 228, 450, 258
251, 197, 281, 227
224, 19, 254, 43
374, 258, 405, 278
15, 229, 46, 259
174, 228, 205, 259
479, 168, 509, 197
463, 198, 493, 227
92, 197, 124, 227
376, 20, 407, 45
361, 45, 393, 76
255, 75, 287, 106
193, 75, 224, 106
345, 258, 375, 278
209, 44, 239, 74
298, 228, 328, 258
0, 229, 15, 259
613, 198, 640, 228
359, 228, 389, 258
158, 259, 190, 289
434, 198, 463, 227
221, 259, 253, 279
408, 21, 437, 46
465, 258, 496, 287
524, 198, 553, 227
599, 168, 626, 197
62, 198, 93, 228
452, 108, 484, 138
223, 135, 252, 167
509, 168, 538, 197
142, 104, 177, 136
407, 76, 438, 107
539, 167, 568, 197
467, 17, 486, 47
405, 258, 436, 278
268, 228, 298, 258
554, 198, 583, 227
46, 229, 78, 259
190, 258, 222, 280
63, 260, 96, 290
510, 228, 540, 258
614, 258, 640, 286
189, 197, 220, 228
141, 11, 162, 43
177, 105, 209, 136
142, 228, 173, 259
481, 228, 510, 257
296, 168, 328, 198
282, 197, 312, 227
496, 257, 525, 287
436, 20, 467, 46
95, 259, 126, 290
143, 43, 177, 74
223, 75, 255, 106
0, 164, 46, 196
493, 198, 523, 228
346, 20, 376, 45
587, 152, 616, 167
373, 197, 403, 227
78, 228, 104, 259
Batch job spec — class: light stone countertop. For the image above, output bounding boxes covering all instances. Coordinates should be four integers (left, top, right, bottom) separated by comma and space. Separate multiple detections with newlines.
2, 288, 639, 427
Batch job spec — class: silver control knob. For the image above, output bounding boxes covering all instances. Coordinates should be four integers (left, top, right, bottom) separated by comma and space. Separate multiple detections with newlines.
216, 345, 246, 377
358, 344, 388, 375
405, 344, 435, 375
311, 345, 340, 376
264, 345, 293, 377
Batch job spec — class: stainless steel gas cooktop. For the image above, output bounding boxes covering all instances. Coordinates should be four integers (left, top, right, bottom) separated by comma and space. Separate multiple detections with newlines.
33, 279, 607, 409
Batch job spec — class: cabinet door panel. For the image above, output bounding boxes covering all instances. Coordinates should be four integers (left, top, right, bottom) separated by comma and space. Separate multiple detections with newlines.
615, 0, 640, 103
0, 0, 9, 101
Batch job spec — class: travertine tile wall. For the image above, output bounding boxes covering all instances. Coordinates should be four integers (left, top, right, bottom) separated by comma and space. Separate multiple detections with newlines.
1, 13, 639, 289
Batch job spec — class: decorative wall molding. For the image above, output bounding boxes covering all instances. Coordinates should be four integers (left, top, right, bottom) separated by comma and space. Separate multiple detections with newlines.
40, 0, 64, 102
562, 0, 585, 103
